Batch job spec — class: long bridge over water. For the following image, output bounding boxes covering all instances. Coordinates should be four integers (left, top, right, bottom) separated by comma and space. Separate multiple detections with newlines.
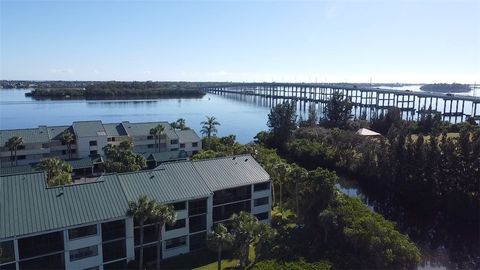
203, 83, 480, 123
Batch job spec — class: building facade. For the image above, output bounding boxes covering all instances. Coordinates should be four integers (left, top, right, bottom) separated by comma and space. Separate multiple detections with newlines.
0, 155, 271, 270
0, 121, 202, 168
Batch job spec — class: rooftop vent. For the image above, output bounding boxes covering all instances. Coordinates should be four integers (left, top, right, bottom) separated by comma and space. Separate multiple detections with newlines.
244, 158, 248, 162
232, 157, 236, 160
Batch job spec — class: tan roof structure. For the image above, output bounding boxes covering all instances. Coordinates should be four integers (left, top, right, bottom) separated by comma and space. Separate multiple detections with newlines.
356, 128, 381, 136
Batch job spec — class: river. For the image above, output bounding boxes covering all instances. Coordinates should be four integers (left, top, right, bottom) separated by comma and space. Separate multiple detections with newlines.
0, 88, 477, 269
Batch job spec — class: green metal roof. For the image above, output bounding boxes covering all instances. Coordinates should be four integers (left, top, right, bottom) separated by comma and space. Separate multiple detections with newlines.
65, 158, 94, 170
115, 165, 212, 204
0, 126, 50, 145
72, 121, 107, 137
47, 126, 73, 141
103, 123, 128, 137
175, 129, 201, 143
147, 150, 188, 163
0, 164, 37, 176
0, 172, 128, 239
164, 154, 270, 191
121, 121, 178, 139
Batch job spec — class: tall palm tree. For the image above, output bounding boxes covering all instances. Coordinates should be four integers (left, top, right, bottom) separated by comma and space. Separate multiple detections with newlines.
62, 131, 75, 159
151, 203, 176, 270
201, 116, 220, 148
288, 164, 308, 219
127, 195, 157, 270
5, 136, 23, 166
176, 118, 187, 130
207, 224, 234, 270
150, 125, 165, 152
273, 162, 290, 210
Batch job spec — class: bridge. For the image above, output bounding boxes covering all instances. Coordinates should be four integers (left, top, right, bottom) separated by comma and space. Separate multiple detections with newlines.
202, 83, 480, 123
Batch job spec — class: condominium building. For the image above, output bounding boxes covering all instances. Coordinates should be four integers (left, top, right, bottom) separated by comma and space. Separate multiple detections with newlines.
0, 121, 202, 168
0, 155, 271, 270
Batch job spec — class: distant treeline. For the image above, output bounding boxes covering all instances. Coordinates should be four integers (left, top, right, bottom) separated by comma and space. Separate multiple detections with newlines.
26, 82, 207, 99
420, 83, 471, 93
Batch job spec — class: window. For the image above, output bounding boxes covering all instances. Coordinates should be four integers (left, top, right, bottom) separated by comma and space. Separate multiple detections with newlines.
165, 219, 186, 231
62, 150, 67, 155
103, 259, 126, 270
89, 140, 97, 146
68, 225, 97, 240
213, 185, 251, 205
90, 150, 97, 155
170, 139, 179, 145
107, 137, 116, 142
171, 201, 186, 211
102, 220, 125, 241
254, 197, 269, 207
189, 232, 206, 251
17, 155, 26, 160
102, 239, 126, 262
213, 201, 251, 222
147, 135, 154, 140
70, 245, 98, 261
189, 214, 206, 233
0, 240, 15, 264
170, 148, 179, 151
148, 144, 154, 148
254, 182, 270, 192
188, 199, 207, 216
0, 262, 15, 270
83, 267, 99, 270
192, 142, 198, 147
134, 225, 158, 246
18, 231, 64, 259
165, 236, 187, 250
135, 244, 157, 265
255, 212, 269, 221
180, 143, 185, 148
17, 145, 25, 150
19, 252, 64, 270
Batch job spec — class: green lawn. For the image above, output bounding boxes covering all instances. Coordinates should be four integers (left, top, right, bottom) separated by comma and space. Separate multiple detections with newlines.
145, 247, 255, 270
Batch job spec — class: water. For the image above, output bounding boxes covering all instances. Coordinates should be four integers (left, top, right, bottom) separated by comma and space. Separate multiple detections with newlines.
0, 89, 271, 144
0, 88, 477, 268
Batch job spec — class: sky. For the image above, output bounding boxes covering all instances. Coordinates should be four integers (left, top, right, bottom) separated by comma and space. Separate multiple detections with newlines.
0, 0, 479, 83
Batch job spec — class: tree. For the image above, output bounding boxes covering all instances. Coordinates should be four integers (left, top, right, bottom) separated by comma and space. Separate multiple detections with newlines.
150, 124, 165, 152
36, 158, 73, 187
306, 103, 318, 127
267, 102, 297, 149
103, 141, 147, 172
321, 92, 352, 129
151, 203, 176, 270
127, 195, 157, 270
176, 118, 187, 130
230, 212, 260, 268
5, 136, 23, 166
207, 224, 234, 270
287, 163, 308, 219
272, 162, 290, 210
253, 222, 276, 264
62, 131, 75, 159
201, 116, 220, 139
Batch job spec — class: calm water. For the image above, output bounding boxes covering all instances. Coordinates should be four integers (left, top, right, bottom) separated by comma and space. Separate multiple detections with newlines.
0, 88, 476, 269
0, 89, 271, 143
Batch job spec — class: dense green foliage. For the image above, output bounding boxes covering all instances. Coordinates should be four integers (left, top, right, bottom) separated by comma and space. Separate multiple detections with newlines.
320, 92, 353, 129
27, 81, 205, 99
267, 102, 297, 149
102, 140, 147, 172
420, 83, 471, 93
36, 158, 73, 187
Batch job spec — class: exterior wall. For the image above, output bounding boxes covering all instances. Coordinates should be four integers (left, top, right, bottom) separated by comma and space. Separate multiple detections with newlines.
75, 135, 108, 158
0, 142, 50, 167
106, 136, 130, 146
179, 140, 202, 156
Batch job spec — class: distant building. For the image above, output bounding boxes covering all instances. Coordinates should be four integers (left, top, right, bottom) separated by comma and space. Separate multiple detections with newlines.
0, 121, 202, 169
0, 155, 271, 270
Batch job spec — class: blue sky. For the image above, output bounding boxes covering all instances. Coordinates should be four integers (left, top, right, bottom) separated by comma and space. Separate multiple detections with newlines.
1, 0, 479, 83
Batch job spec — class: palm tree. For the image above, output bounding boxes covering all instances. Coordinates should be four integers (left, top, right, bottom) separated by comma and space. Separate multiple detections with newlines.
62, 131, 75, 159
288, 163, 308, 219
127, 195, 157, 270
207, 224, 234, 270
176, 118, 187, 130
150, 124, 165, 152
230, 212, 260, 268
37, 158, 73, 186
5, 136, 23, 166
151, 203, 176, 270
201, 116, 220, 139
272, 162, 290, 210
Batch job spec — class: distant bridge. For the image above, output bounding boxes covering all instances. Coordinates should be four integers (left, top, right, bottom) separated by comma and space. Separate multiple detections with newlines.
202, 83, 480, 123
